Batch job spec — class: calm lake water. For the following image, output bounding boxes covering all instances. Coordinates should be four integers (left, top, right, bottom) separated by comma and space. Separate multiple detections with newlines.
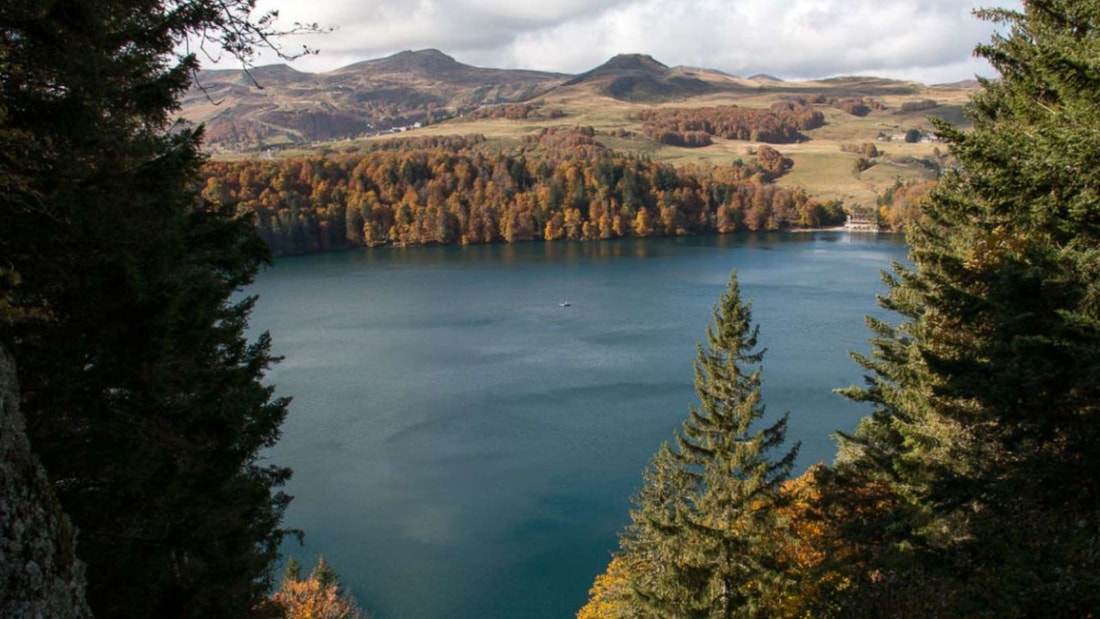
248, 232, 908, 619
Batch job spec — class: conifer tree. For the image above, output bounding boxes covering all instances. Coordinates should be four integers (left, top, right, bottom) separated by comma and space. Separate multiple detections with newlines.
311, 555, 339, 592
0, 1, 318, 616
836, 2, 1100, 614
620, 271, 799, 618
272, 556, 367, 619
285, 556, 303, 583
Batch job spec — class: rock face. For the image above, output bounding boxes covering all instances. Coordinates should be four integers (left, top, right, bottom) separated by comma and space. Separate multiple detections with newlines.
0, 347, 91, 618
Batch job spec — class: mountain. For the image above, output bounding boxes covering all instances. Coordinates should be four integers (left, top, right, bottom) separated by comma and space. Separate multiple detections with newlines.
181, 49, 568, 150
180, 50, 968, 152
560, 53, 719, 102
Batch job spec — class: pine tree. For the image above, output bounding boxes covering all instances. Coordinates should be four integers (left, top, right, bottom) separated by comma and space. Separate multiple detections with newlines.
0, 2, 317, 616
285, 556, 303, 583
311, 556, 339, 592
620, 271, 800, 618
272, 557, 367, 619
836, 2, 1100, 614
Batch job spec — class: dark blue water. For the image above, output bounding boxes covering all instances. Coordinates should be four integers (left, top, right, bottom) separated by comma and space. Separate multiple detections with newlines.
248, 232, 908, 619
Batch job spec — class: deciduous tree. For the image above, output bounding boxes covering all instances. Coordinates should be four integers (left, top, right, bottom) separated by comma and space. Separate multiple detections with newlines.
272, 557, 367, 619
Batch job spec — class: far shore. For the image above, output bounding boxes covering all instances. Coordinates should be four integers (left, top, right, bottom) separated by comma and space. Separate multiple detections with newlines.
787, 226, 897, 234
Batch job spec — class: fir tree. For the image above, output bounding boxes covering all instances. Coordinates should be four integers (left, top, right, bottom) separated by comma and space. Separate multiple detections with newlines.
285, 556, 303, 583
311, 556, 339, 592
620, 271, 800, 618
272, 556, 367, 619
836, 2, 1100, 614
0, 1, 318, 616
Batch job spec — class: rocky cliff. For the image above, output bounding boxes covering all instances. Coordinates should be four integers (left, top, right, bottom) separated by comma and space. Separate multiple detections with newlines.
0, 347, 90, 618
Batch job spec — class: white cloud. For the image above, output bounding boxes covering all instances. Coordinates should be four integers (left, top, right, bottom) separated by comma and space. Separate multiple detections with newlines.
220, 0, 1021, 83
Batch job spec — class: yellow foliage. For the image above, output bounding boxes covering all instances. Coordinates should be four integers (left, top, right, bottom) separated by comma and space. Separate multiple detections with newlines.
576, 555, 645, 619
271, 578, 363, 619
776, 467, 830, 570
768, 467, 848, 617
964, 223, 1033, 271
270, 560, 367, 619
879, 179, 936, 232
578, 466, 905, 618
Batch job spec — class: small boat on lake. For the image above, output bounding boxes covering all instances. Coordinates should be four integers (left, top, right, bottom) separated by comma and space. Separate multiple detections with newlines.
559, 301, 571, 307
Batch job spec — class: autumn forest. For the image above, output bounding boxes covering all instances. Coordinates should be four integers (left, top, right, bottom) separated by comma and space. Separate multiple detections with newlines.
4, 1, 1099, 618
200, 130, 848, 256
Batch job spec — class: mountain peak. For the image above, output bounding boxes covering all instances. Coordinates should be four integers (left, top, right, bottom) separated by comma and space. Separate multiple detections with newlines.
595, 53, 670, 75
384, 48, 461, 72
563, 53, 712, 102
394, 48, 454, 61
333, 48, 463, 77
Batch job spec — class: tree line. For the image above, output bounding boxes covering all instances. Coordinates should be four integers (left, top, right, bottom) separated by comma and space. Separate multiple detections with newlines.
463, 101, 567, 120
784, 93, 889, 118
199, 130, 845, 256
634, 102, 825, 147
876, 177, 937, 232
831, 96, 887, 117
579, 2, 1100, 617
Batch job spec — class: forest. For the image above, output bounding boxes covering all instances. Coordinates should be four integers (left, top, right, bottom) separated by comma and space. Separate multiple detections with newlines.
578, 3, 1100, 617
635, 101, 824, 146
632, 96, 890, 148
2, 0, 1098, 618
200, 131, 844, 256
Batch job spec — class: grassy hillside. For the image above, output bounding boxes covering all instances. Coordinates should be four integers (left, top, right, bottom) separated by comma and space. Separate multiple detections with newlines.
313, 77, 969, 212
197, 52, 976, 213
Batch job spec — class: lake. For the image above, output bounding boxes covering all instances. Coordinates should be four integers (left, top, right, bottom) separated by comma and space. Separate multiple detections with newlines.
248, 232, 908, 618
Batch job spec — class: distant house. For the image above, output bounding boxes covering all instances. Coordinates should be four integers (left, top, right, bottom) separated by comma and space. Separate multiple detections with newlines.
845, 213, 879, 232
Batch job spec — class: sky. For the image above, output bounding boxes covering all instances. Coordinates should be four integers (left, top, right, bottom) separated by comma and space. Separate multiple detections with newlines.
211, 0, 1024, 84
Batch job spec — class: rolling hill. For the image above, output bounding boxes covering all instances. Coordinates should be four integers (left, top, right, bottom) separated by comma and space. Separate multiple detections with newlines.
182, 49, 978, 211
181, 49, 568, 150
559, 53, 719, 101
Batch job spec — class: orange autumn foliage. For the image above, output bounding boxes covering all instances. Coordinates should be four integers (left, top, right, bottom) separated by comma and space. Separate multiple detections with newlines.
878, 179, 937, 232
577, 465, 904, 618
270, 557, 367, 619
576, 555, 646, 619
636, 102, 824, 146
199, 129, 844, 256
271, 578, 364, 619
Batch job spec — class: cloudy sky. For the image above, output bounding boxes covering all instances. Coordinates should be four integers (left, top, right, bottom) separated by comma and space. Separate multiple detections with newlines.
218, 0, 1023, 84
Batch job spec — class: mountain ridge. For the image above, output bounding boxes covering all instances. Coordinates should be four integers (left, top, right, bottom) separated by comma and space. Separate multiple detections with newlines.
181, 48, 964, 151
184, 49, 571, 149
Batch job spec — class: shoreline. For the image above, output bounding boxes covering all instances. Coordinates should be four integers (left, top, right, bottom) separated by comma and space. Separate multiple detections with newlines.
266, 227, 900, 258
784, 226, 895, 234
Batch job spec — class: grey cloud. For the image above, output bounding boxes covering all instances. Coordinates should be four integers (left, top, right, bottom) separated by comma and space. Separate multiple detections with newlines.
238, 0, 1020, 83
